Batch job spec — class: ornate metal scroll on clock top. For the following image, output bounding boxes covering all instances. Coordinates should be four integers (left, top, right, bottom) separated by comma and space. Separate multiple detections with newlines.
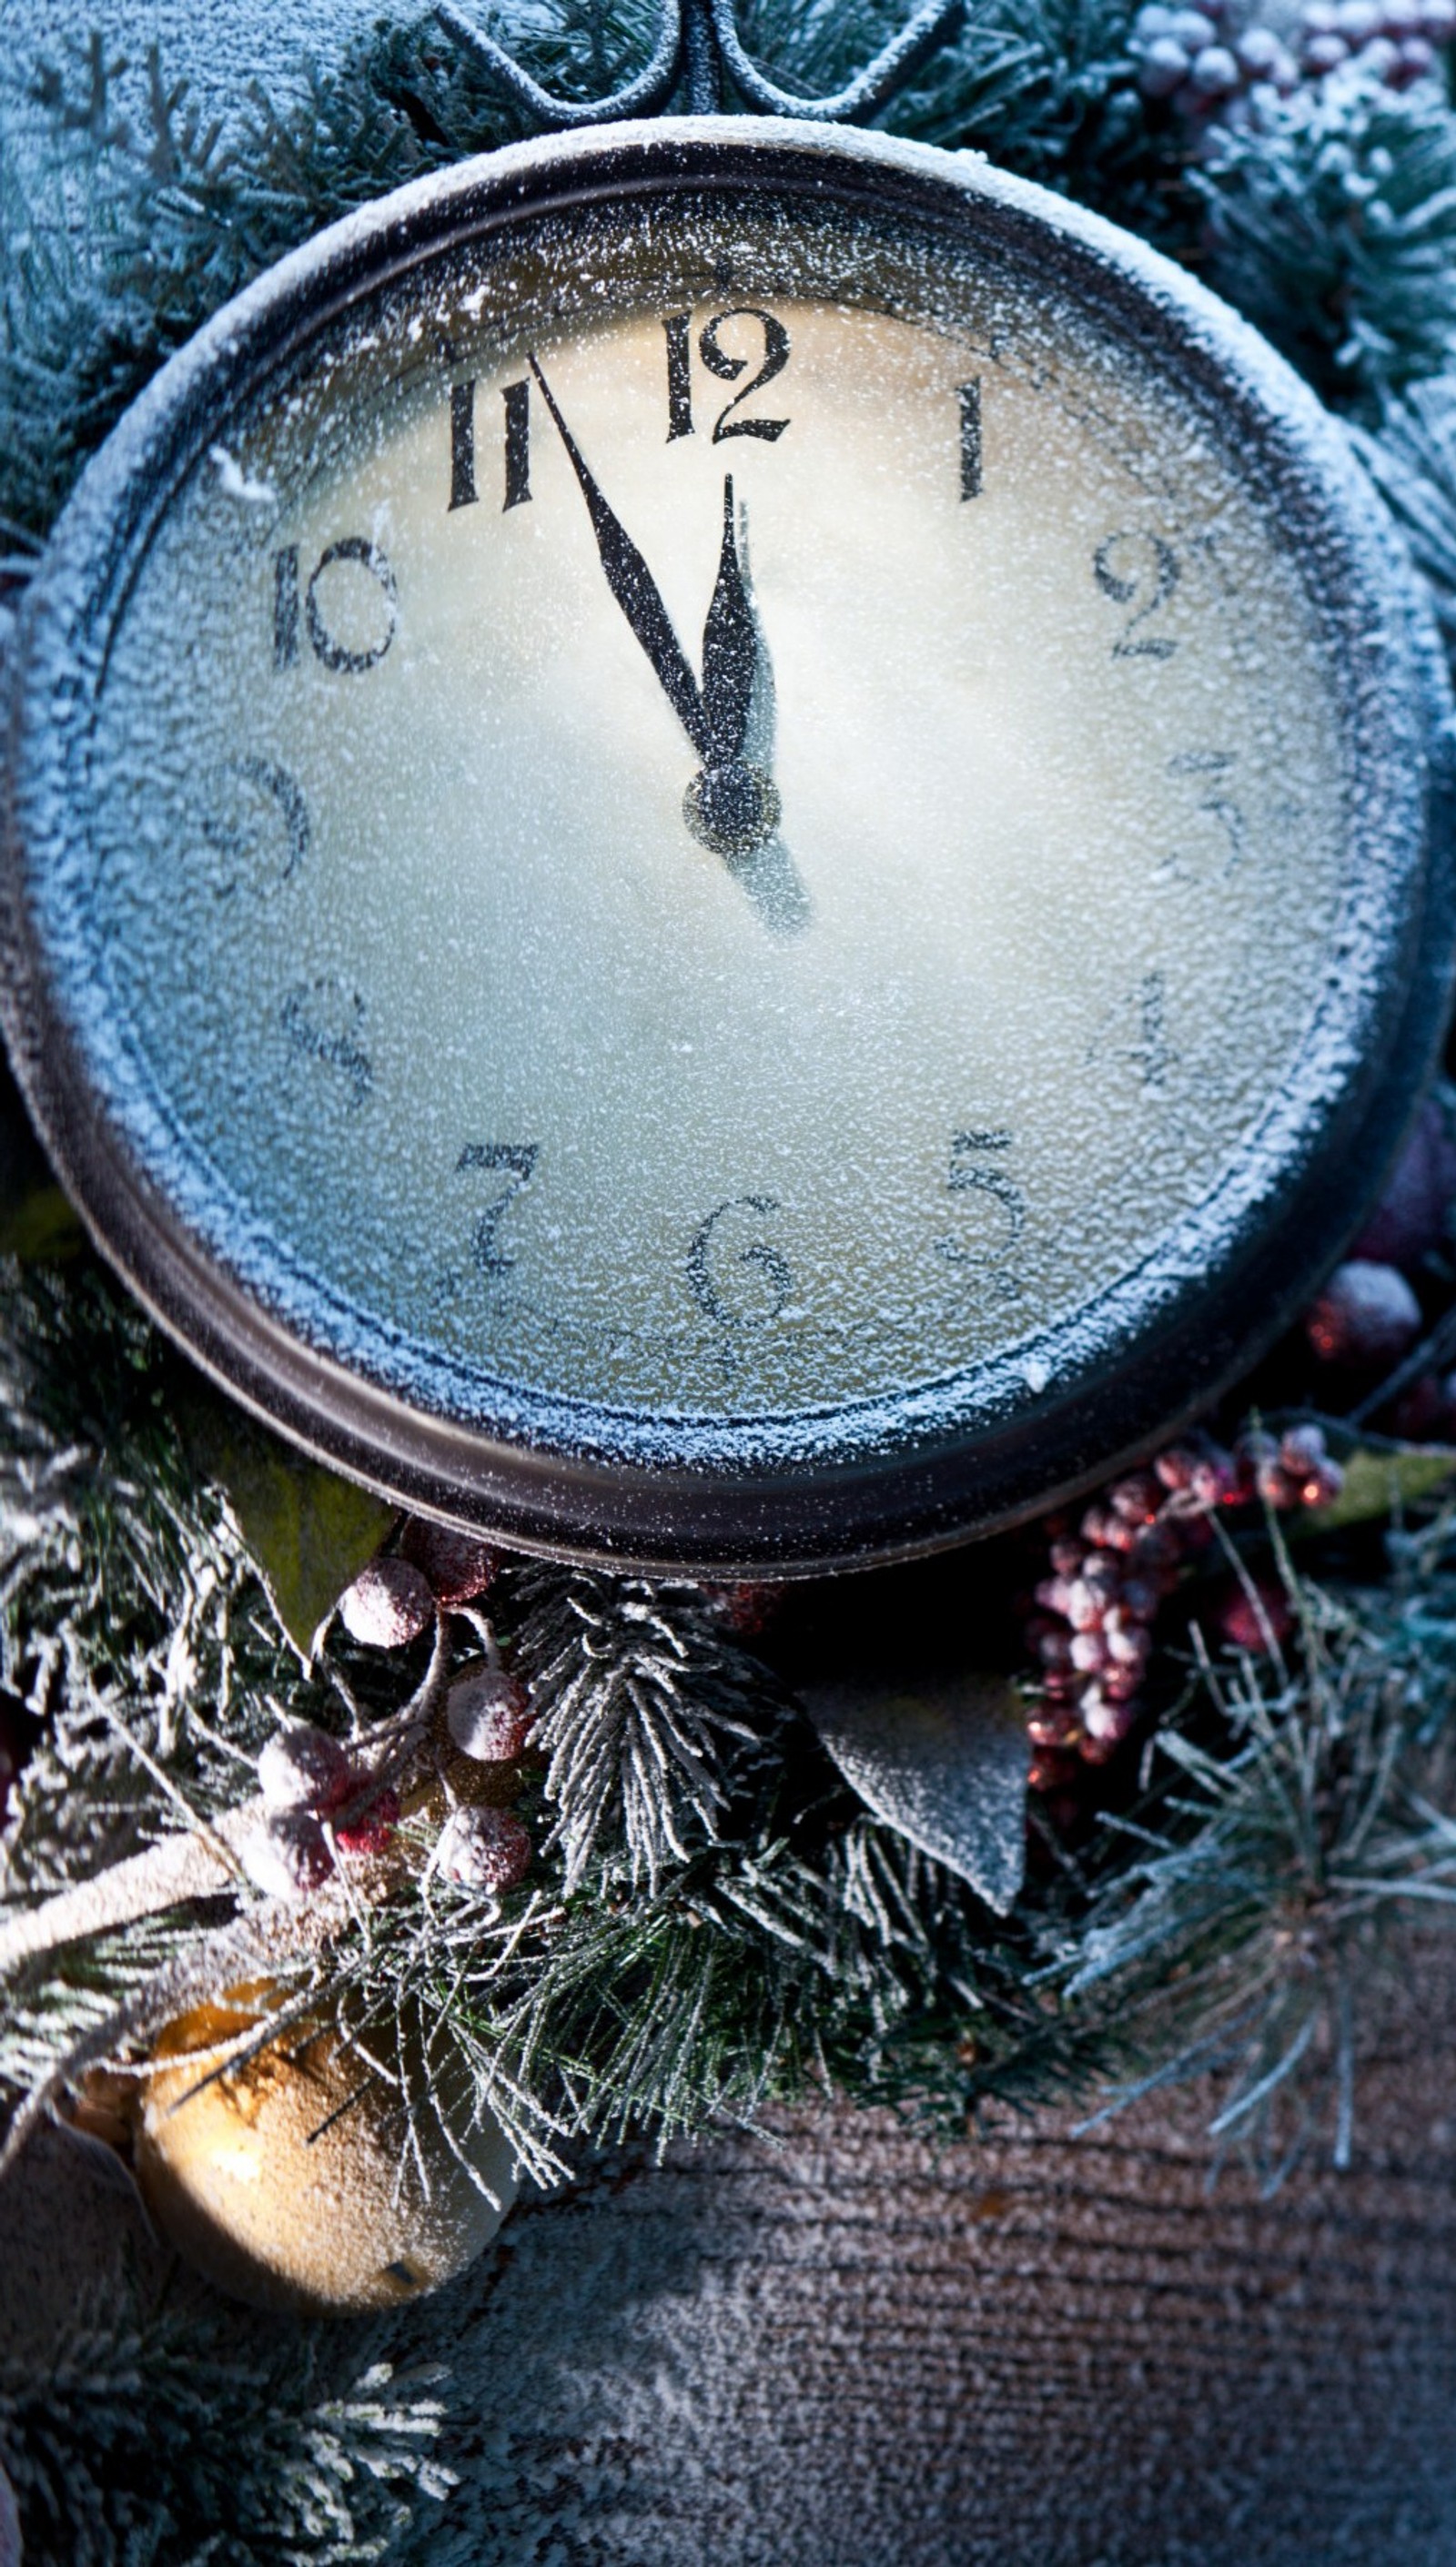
2, 119, 1452, 1574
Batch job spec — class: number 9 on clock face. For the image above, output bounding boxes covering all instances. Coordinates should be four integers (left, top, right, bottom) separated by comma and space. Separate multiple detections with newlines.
5, 124, 1450, 1569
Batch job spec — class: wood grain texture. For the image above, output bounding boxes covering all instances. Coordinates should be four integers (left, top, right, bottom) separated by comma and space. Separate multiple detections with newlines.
10, 1979, 1456, 2562
397, 1980, 1456, 2564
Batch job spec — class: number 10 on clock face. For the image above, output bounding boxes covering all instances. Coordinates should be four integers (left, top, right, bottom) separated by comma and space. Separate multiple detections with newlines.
82, 197, 1347, 1452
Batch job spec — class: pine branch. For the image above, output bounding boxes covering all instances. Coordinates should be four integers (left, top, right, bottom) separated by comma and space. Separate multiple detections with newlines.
1352, 374, 1456, 654
0, 1266, 317, 1901
508, 1568, 784, 1892
1195, 70, 1456, 407
0, 2289, 454, 2567
1043, 1555, 1456, 2184
308, 1732, 1048, 2178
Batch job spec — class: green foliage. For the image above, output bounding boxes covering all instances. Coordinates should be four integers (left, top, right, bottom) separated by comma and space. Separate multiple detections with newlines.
885, 0, 1174, 227
0, 2290, 453, 2566
1195, 71, 1456, 406
1046, 1539, 1456, 2184
1351, 370, 1456, 650
741, 0, 1150, 197
0, 1263, 306, 1903
511, 1567, 776, 1891
0, 19, 505, 544
293, 1699, 1029, 2186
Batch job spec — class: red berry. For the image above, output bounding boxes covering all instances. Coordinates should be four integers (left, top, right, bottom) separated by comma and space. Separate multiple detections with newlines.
1105, 1619, 1151, 1671
338, 1555, 436, 1649
239, 1809, 334, 1900
1209, 1578, 1293, 1654
438, 1804, 532, 1894
1305, 1259, 1422, 1372
1062, 1580, 1104, 1632
1109, 1472, 1161, 1523
335, 1784, 400, 1856
1079, 1691, 1139, 1756
1101, 1665, 1144, 1704
1278, 1425, 1327, 1476
257, 1721, 353, 1815
446, 1665, 534, 1763
1190, 1457, 1233, 1508
1154, 1446, 1198, 1492
399, 1519, 500, 1608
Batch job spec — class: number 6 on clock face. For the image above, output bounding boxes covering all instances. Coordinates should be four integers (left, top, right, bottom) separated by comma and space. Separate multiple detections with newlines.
4, 123, 1450, 1572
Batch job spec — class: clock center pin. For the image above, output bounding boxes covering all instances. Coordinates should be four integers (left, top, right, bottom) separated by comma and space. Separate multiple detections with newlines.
682, 760, 782, 862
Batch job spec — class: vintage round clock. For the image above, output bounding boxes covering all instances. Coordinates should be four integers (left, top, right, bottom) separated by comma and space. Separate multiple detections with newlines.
2, 120, 1451, 1572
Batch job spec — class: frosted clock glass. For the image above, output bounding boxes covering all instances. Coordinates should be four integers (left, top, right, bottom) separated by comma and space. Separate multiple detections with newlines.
3, 123, 1451, 1572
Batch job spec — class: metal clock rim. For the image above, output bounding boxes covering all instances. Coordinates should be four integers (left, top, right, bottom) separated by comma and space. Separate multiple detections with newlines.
4, 118, 1452, 1576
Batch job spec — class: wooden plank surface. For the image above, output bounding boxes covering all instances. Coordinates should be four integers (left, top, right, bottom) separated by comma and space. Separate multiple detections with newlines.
11, 1987, 1456, 2562
383, 1956, 1456, 2565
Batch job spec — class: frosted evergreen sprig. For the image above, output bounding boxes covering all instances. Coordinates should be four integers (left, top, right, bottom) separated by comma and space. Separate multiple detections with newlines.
885, 0, 1156, 207
0, 2294, 454, 2567
0, 19, 521, 549
306, 1770, 1021, 2175
1352, 370, 1456, 644
1194, 67, 1456, 400
1049, 1550, 1456, 2184
0, 1265, 315, 1905
509, 1567, 785, 1891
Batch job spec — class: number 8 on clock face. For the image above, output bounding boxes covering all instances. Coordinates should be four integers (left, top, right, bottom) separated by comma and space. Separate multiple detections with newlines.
4, 123, 1451, 1570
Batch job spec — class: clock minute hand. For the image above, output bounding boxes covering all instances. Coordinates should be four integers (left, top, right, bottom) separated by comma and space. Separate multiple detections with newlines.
688, 473, 781, 864
700, 473, 756, 773
529, 354, 710, 763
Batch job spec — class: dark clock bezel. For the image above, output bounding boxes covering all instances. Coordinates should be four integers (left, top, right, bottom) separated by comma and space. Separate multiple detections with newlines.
4, 118, 1453, 1576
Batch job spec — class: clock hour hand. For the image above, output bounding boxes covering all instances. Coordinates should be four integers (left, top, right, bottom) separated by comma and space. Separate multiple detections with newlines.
529, 354, 710, 762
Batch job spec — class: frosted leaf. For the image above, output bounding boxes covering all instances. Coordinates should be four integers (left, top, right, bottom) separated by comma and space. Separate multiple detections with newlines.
801, 1666, 1031, 1914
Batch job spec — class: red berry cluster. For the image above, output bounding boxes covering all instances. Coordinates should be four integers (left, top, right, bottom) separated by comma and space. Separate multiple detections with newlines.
247, 1521, 538, 1905
1025, 1425, 1342, 1790
337, 1522, 500, 1648
1297, 0, 1452, 87
436, 1659, 536, 1898
1132, 0, 1451, 135
242, 1720, 401, 1900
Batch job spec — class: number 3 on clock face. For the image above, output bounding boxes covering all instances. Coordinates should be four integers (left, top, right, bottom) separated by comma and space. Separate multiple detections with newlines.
5, 125, 1447, 1569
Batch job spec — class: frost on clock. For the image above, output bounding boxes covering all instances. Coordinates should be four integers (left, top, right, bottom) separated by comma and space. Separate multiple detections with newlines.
9, 154, 1422, 1491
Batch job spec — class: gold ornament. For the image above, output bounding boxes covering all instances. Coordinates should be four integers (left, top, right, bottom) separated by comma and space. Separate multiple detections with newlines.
135, 1985, 517, 2313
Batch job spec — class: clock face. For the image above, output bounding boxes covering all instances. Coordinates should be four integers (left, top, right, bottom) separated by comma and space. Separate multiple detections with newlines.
5, 125, 1451, 1568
